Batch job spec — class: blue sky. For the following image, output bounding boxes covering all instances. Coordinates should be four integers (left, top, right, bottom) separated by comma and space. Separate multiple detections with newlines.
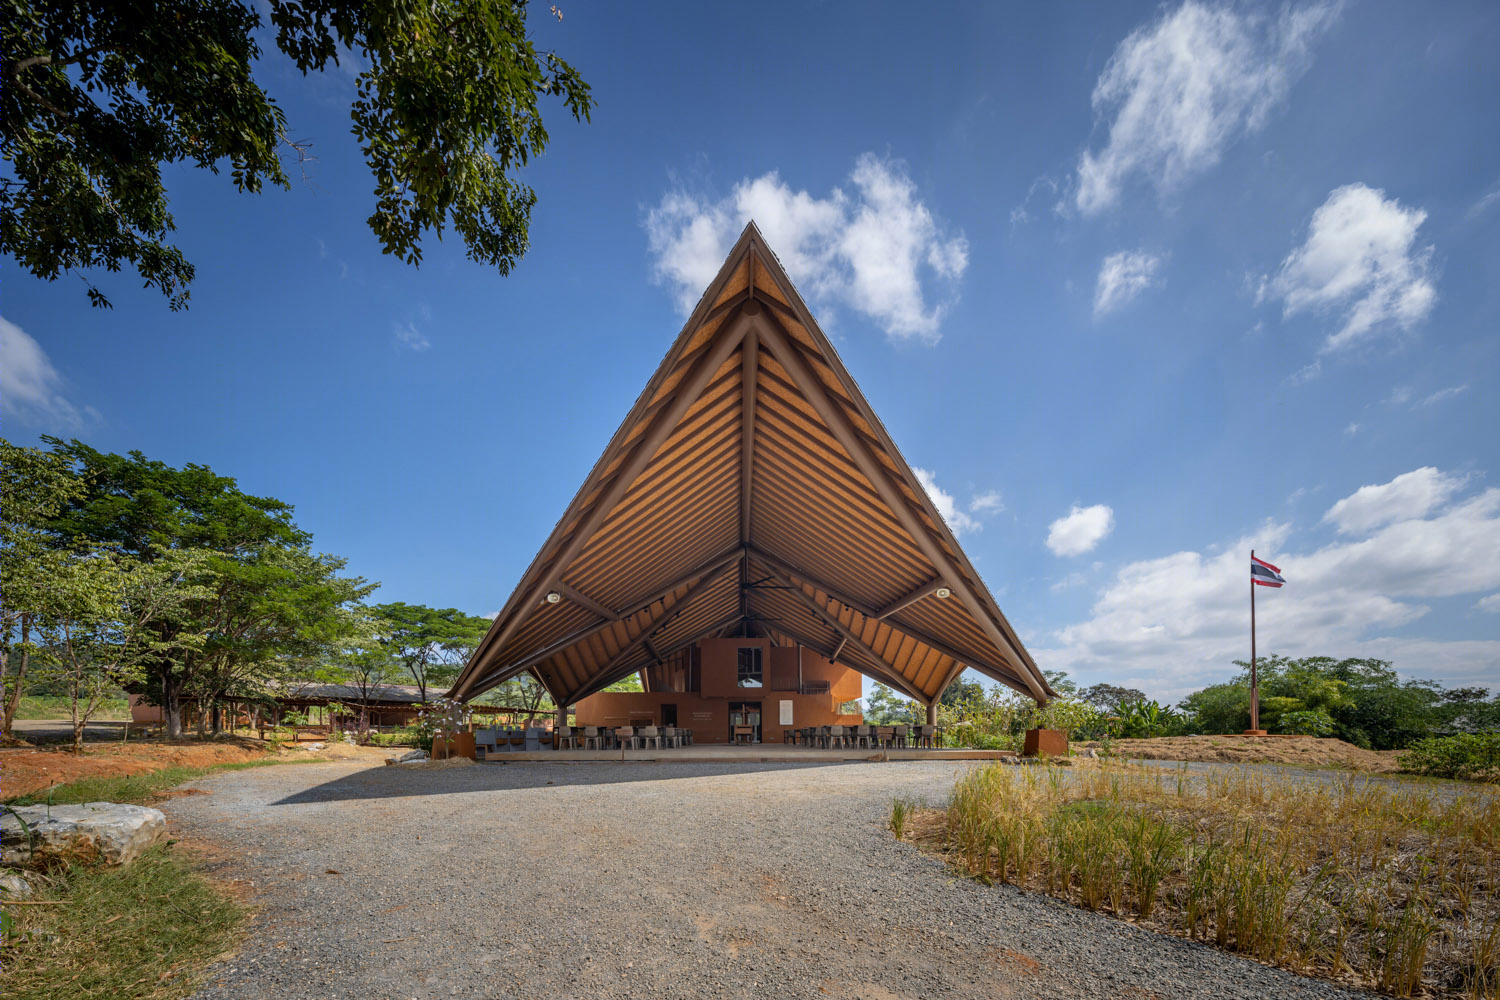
3, 0, 1497, 702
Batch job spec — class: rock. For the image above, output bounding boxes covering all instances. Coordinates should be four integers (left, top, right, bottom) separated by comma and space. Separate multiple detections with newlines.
1, 802, 168, 866
397, 749, 428, 763
0, 871, 32, 899
309, 742, 326, 751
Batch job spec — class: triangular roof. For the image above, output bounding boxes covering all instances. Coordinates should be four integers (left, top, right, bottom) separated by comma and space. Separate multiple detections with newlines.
450, 223, 1054, 707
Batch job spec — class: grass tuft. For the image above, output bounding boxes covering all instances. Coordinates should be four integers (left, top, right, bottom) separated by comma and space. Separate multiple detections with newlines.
0, 844, 245, 1000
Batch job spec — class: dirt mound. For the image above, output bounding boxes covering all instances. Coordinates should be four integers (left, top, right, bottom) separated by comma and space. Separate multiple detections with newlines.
1094, 735, 1402, 772
0, 739, 281, 801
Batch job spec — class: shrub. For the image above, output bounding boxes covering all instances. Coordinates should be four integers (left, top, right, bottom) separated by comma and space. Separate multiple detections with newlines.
1278, 709, 1336, 736
1398, 733, 1500, 782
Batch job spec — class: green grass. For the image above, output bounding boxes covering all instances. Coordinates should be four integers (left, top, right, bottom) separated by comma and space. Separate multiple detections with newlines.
12, 695, 130, 721
0, 844, 245, 1000
4, 757, 323, 807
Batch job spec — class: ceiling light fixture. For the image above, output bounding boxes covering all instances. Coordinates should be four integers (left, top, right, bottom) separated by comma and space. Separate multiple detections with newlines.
545, 592, 561, 604
935, 587, 952, 600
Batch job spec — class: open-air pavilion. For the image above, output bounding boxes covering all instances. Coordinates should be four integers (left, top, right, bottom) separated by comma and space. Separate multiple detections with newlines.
448, 223, 1054, 744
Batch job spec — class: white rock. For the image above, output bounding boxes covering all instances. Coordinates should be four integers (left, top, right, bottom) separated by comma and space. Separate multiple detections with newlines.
397, 749, 428, 763
2, 802, 168, 866
0, 871, 32, 899
309, 742, 326, 751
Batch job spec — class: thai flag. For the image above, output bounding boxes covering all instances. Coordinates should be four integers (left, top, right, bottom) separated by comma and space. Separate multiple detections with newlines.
1251, 555, 1286, 588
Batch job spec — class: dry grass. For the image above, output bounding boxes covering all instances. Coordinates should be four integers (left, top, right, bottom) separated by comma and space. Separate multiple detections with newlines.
905, 761, 1499, 998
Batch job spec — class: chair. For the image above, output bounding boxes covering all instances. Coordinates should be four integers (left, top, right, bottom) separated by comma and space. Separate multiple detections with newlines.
616, 726, 636, 750
893, 724, 909, 748
827, 725, 846, 748
582, 726, 602, 750
918, 725, 936, 749
556, 726, 578, 750
855, 725, 874, 748
639, 725, 661, 749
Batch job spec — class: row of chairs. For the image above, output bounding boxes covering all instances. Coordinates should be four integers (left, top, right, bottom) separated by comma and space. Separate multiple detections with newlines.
798, 725, 942, 749
555, 725, 695, 750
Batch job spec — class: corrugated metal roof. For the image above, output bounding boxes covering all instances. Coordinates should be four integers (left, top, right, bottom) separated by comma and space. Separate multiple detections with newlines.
450, 223, 1054, 706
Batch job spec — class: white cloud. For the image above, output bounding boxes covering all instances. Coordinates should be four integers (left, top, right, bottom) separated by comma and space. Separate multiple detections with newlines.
1094, 250, 1162, 316
1344, 422, 1360, 436
1478, 594, 1500, 614
0, 317, 99, 430
970, 490, 1005, 515
1418, 384, 1468, 408
1047, 504, 1116, 556
1262, 184, 1436, 353
1283, 359, 1321, 385
644, 155, 968, 343
1035, 471, 1500, 700
1322, 467, 1466, 535
393, 321, 430, 351
1076, 1, 1340, 214
914, 467, 979, 536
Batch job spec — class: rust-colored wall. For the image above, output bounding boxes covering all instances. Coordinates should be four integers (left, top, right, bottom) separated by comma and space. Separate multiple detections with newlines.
573, 689, 860, 744
574, 641, 866, 744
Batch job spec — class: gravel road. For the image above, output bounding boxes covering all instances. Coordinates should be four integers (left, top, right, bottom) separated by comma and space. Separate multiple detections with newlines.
165, 759, 1376, 1000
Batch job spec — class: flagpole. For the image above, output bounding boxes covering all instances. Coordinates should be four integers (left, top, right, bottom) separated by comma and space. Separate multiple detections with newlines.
1249, 548, 1260, 733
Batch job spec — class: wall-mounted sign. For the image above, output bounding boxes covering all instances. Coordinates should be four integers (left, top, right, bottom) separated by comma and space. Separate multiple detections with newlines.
692, 711, 714, 721
779, 700, 793, 725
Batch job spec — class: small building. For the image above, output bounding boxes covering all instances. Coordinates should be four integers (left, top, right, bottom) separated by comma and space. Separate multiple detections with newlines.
448, 223, 1054, 741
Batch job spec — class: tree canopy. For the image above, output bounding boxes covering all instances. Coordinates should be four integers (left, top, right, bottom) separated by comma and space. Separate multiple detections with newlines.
1, 0, 592, 309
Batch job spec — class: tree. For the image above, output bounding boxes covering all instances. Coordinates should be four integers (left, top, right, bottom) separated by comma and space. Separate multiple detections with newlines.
39, 438, 370, 737
329, 638, 402, 735
1080, 683, 1147, 714
0, 440, 85, 736
939, 677, 985, 710
2, 1, 593, 310
372, 602, 489, 703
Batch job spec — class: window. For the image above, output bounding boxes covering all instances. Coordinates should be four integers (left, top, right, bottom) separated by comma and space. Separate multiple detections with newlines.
736, 647, 763, 688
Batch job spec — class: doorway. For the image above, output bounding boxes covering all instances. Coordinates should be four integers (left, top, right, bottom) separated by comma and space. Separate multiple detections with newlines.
728, 702, 761, 744
661, 704, 678, 727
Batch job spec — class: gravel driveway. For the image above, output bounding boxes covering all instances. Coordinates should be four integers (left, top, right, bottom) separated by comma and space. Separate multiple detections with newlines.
165, 759, 1374, 1000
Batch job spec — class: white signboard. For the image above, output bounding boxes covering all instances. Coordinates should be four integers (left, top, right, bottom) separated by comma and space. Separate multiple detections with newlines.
779, 700, 794, 726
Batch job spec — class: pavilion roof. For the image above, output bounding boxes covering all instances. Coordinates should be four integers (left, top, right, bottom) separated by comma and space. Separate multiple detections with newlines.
449, 223, 1054, 707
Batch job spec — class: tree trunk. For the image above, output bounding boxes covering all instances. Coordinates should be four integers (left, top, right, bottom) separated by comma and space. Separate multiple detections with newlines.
163, 671, 184, 739
1, 618, 31, 737
211, 701, 222, 735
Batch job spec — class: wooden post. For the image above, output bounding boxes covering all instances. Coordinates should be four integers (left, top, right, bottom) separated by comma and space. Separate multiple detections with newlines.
926, 701, 937, 726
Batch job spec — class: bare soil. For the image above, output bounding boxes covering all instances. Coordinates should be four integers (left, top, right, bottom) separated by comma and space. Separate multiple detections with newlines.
0, 735, 387, 800
1093, 734, 1403, 772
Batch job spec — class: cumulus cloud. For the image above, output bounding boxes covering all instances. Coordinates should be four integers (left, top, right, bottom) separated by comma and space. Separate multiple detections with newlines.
644, 155, 968, 343
1323, 467, 1466, 535
1094, 250, 1162, 316
1034, 470, 1500, 700
1076, 1, 1340, 214
1047, 505, 1116, 556
1262, 184, 1436, 353
0, 317, 99, 430
1478, 594, 1500, 614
